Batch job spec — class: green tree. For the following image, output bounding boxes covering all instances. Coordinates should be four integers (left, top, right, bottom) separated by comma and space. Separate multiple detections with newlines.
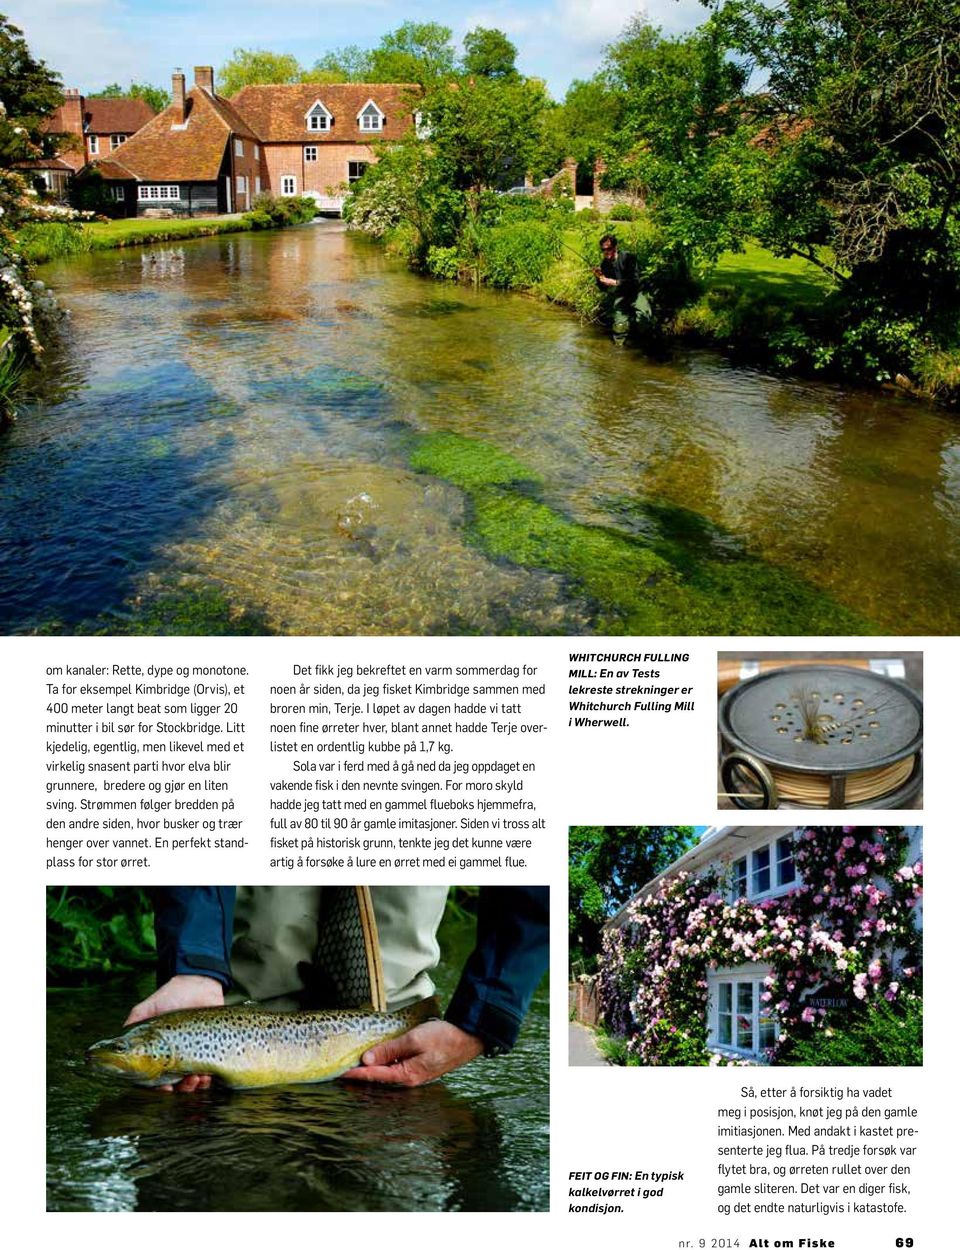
715, 0, 960, 338
344, 133, 464, 252
0, 14, 64, 160
367, 22, 457, 86
568, 826, 697, 970
462, 27, 519, 80
423, 73, 551, 201
306, 45, 372, 83
600, 16, 759, 264
542, 76, 622, 174
87, 81, 170, 112
217, 48, 304, 96
0, 16, 75, 410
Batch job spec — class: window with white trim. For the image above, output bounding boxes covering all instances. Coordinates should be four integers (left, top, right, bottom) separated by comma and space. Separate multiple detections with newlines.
358, 101, 383, 131
280, 175, 297, 196
110, 185, 125, 201
255, 176, 261, 195
305, 101, 331, 132
729, 834, 798, 902
110, 134, 127, 150
88, 135, 99, 154
254, 144, 259, 159
776, 836, 796, 886
138, 185, 181, 201
304, 145, 318, 162
710, 969, 778, 1058
235, 138, 244, 157
347, 161, 368, 183
236, 175, 246, 194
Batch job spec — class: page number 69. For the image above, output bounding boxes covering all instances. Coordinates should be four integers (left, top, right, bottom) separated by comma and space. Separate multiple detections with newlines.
896, 1239, 914, 1247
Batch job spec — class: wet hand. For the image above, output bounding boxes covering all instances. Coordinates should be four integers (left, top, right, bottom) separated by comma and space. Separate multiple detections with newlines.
125, 975, 224, 1093
342, 1020, 485, 1087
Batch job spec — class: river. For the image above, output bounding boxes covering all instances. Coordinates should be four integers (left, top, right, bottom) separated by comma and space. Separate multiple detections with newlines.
5, 221, 959, 635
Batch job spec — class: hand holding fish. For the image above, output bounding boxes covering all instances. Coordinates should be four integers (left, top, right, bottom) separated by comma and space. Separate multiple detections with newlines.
124, 975, 224, 1093
342, 1020, 485, 1087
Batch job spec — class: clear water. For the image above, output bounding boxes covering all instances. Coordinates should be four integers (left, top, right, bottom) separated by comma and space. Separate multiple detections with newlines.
46, 939, 549, 1211
6, 222, 960, 634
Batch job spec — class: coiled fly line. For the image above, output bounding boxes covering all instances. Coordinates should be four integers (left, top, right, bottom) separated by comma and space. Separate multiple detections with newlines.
718, 665, 922, 810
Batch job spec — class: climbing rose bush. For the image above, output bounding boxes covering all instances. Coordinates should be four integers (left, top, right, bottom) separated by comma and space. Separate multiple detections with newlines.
597, 827, 922, 1065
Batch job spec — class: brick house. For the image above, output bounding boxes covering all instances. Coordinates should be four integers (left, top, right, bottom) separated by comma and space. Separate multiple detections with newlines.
89, 69, 420, 217
228, 82, 419, 213
21, 89, 154, 198
88, 67, 263, 217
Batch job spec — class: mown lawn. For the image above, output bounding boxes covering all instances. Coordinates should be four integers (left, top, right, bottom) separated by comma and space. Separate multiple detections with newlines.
19, 214, 251, 264
708, 241, 838, 306
82, 215, 248, 249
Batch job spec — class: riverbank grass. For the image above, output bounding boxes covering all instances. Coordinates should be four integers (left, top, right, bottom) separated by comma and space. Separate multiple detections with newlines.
18, 215, 249, 263
19, 197, 319, 265
85, 216, 250, 247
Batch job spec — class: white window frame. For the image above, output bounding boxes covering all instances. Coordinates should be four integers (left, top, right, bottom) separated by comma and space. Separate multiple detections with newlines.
357, 99, 384, 132
728, 834, 798, 903
88, 134, 99, 155
708, 967, 778, 1060
110, 185, 125, 202
236, 174, 246, 194
138, 184, 181, 202
110, 134, 126, 151
235, 138, 244, 157
305, 101, 332, 132
347, 160, 368, 184
254, 176, 261, 196
304, 145, 318, 163
280, 175, 297, 197
254, 144, 259, 160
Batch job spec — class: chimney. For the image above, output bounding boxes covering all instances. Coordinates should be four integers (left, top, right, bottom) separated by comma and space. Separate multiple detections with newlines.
194, 66, 215, 94
61, 87, 84, 136
171, 69, 185, 125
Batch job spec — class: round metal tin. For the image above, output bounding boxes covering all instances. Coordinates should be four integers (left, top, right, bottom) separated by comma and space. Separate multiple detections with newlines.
719, 664, 922, 777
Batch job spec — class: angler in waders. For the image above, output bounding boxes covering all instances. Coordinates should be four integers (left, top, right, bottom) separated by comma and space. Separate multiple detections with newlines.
594, 233, 653, 345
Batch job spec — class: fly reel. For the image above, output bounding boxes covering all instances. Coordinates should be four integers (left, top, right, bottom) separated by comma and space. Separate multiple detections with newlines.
718, 664, 922, 810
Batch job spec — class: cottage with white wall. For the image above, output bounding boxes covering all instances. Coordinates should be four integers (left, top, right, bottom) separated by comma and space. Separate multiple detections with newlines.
601, 825, 922, 1065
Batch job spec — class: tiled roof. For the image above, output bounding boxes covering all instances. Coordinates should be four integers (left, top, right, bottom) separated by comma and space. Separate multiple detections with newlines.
202, 90, 262, 143
97, 87, 254, 181
84, 97, 156, 134
229, 82, 420, 142
16, 156, 75, 171
88, 158, 138, 179
44, 96, 155, 135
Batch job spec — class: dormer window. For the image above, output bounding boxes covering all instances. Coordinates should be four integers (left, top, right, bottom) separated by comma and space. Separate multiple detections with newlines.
305, 101, 332, 132
358, 100, 384, 132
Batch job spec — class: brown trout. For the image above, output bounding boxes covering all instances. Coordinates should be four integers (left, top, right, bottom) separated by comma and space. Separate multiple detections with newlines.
86, 999, 437, 1089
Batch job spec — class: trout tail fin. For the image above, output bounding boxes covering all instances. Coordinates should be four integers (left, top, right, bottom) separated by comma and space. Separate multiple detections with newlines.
400, 995, 442, 1026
